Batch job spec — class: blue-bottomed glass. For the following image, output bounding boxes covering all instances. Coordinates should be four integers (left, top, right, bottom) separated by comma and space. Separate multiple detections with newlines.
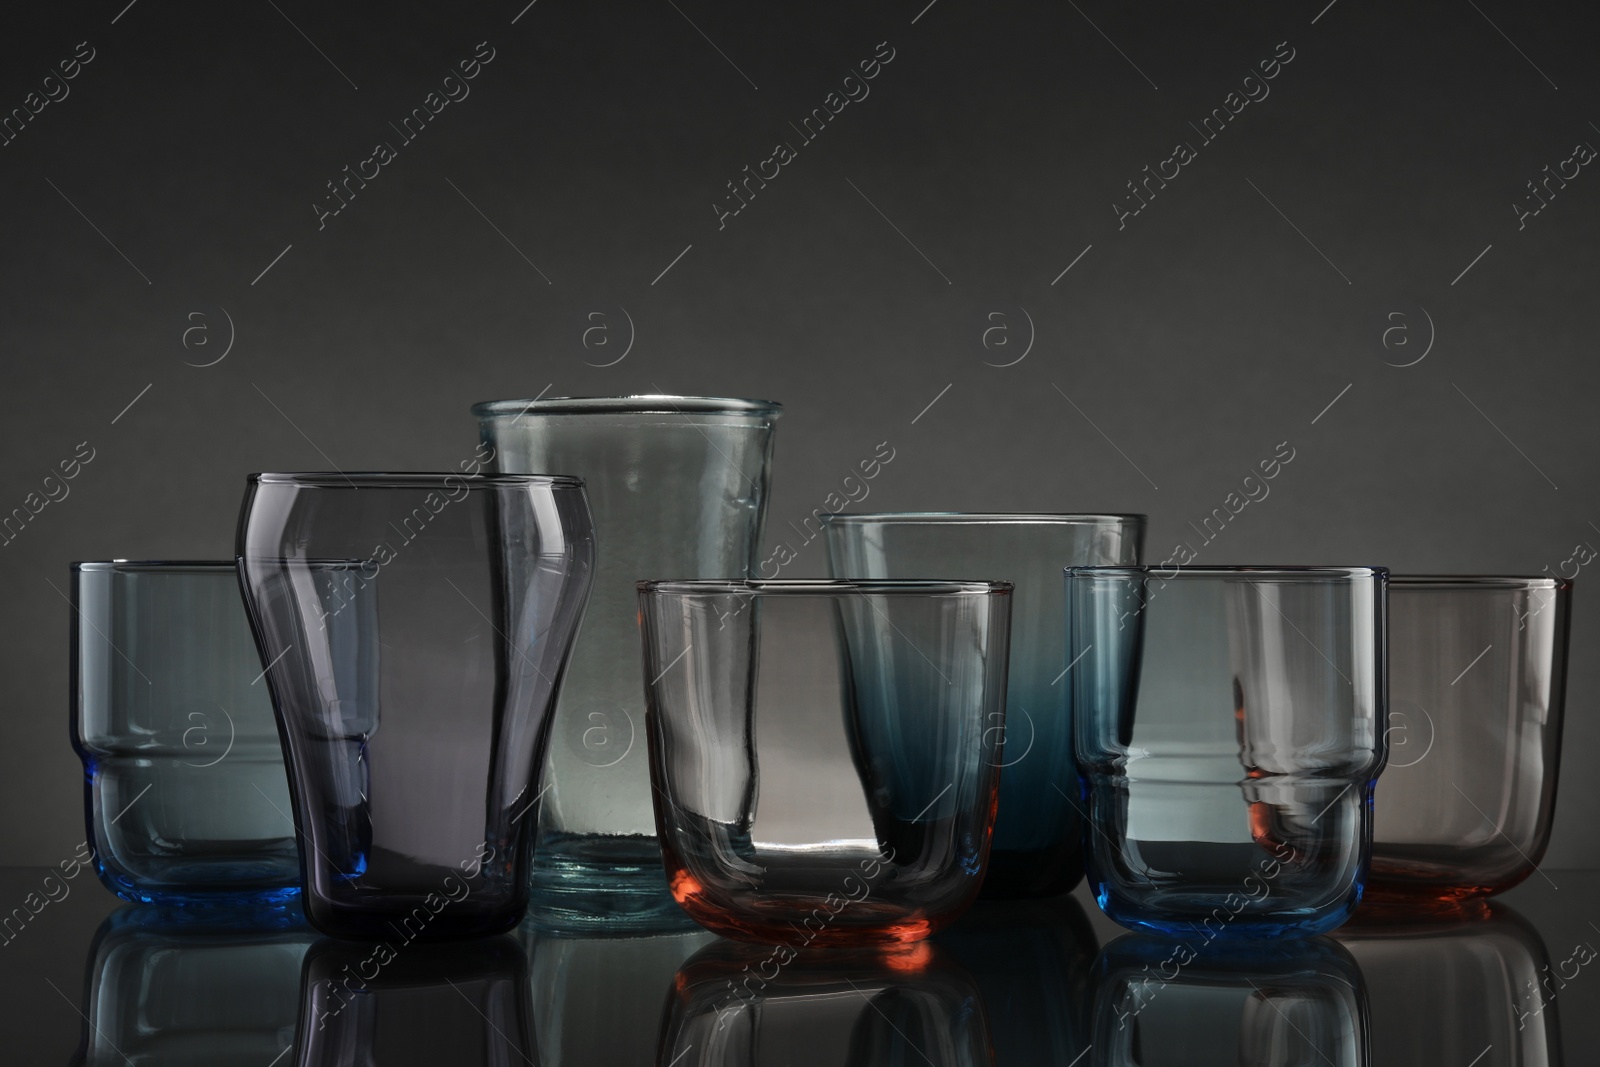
70, 561, 301, 905
1067, 566, 1387, 938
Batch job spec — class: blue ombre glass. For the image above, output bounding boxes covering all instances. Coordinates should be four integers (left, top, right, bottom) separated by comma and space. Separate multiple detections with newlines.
1067, 566, 1387, 938
823, 513, 1145, 898
70, 561, 300, 905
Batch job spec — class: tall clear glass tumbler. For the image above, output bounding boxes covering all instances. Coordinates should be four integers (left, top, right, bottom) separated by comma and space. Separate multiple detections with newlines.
1067, 567, 1388, 938
1367, 576, 1572, 907
235, 473, 595, 940
474, 396, 779, 926
823, 513, 1145, 897
70, 561, 299, 905
638, 580, 1011, 945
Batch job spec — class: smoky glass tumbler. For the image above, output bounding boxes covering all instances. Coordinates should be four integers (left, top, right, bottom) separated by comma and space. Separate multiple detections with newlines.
638, 580, 1011, 945
823, 512, 1145, 898
475, 395, 779, 926
1367, 576, 1572, 907
1068, 567, 1387, 938
70, 561, 300, 905
235, 473, 595, 940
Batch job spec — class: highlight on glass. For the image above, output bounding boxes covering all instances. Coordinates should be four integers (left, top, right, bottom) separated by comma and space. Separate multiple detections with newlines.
1367, 575, 1572, 908
637, 579, 1012, 945
70, 561, 300, 905
823, 512, 1145, 898
236, 473, 595, 940
1067, 566, 1387, 938
475, 395, 780, 928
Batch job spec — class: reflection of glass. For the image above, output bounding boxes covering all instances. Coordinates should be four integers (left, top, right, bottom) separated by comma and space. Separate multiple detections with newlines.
934, 896, 1098, 1066
476, 395, 780, 928
517, 916, 714, 1067
72, 904, 314, 1067
293, 936, 531, 1066
1338, 906, 1564, 1067
660, 940, 993, 1067
70, 561, 299, 904
823, 513, 1146, 898
639, 580, 1011, 945
1368, 577, 1572, 907
1068, 567, 1387, 937
237, 473, 596, 940
1092, 935, 1368, 1067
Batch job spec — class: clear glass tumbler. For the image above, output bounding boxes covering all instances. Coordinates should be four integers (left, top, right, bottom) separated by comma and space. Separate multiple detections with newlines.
638, 579, 1011, 945
70, 560, 300, 905
1367, 576, 1572, 907
236, 473, 595, 939
475, 395, 780, 927
823, 513, 1145, 898
1068, 566, 1387, 938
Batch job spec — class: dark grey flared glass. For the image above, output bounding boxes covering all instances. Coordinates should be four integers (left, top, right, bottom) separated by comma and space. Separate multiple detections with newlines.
474, 395, 779, 928
823, 513, 1145, 898
70, 561, 299, 905
1368, 576, 1572, 907
236, 473, 595, 940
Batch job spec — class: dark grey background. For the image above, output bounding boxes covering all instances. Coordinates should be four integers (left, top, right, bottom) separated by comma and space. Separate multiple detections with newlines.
2, 0, 1596, 867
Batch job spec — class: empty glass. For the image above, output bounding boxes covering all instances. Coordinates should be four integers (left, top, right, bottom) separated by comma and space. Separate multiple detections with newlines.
1092, 935, 1369, 1066
638, 580, 1011, 945
70, 561, 299, 904
660, 940, 993, 1067
475, 395, 780, 927
823, 513, 1145, 897
1068, 567, 1387, 938
1367, 576, 1572, 907
236, 473, 595, 939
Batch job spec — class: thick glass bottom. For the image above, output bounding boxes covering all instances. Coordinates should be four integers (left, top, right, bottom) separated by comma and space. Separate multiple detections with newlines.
528, 833, 695, 933
96, 860, 301, 908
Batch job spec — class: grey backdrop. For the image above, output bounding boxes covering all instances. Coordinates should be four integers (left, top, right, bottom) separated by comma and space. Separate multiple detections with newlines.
3, 0, 1596, 867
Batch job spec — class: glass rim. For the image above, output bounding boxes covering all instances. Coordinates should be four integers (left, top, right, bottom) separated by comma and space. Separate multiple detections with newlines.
471, 395, 782, 418
73, 560, 237, 572
248, 472, 585, 489
1068, 565, 1386, 580
638, 579, 1012, 596
821, 511, 1145, 526
1390, 574, 1570, 590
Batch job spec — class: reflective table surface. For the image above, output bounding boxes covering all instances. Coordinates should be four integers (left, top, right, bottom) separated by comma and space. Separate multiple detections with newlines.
4, 867, 1595, 1065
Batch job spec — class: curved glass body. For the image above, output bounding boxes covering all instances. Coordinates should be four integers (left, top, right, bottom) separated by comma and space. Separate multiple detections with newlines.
1338, 905, 1563, 1066
1368, 576, 1572, 907
69, 561, 299, 905
1068, 567, 1387, 938
659, 940, 993, 1067
1091, 935, 1369, 1066
475, 395, 779, 928
639, 579, 1011, 945
823, 513, 1145, 898
236, 473, 595, 940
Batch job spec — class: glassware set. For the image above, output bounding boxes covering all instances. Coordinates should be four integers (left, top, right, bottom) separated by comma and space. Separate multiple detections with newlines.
66, 394, 1576, 952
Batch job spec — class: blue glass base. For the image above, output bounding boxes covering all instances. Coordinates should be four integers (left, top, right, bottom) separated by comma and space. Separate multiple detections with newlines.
96, 860, 302, 910
1094, 880, 1360, 940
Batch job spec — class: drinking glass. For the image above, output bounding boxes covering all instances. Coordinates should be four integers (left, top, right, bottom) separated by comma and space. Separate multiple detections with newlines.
1338, 905, 1563, 1066
1367, 576, 1572, 906
1091, 935, 1369, 1066
1068, 566, 1387, 937
638, 579, 1011, 945
475, 395, 779, 927
236, 473, 595, 940
659, 940, 993, 1067
823, 513, 1145, 897
70, 561, 299, 904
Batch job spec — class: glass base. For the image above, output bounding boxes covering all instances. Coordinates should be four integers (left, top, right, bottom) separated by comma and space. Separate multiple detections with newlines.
96, 861, 302, 910
529, 833, 697, 934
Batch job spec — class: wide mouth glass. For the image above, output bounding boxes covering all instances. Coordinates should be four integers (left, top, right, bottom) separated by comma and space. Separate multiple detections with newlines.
823, 512, 1145, 526
249, 472, 584, 489
472, 395, 781, 418
638, 579, 1010, 596
1069, 565, 1385, 582
1390, 574, 1568, 590
73, 560, 236, 572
